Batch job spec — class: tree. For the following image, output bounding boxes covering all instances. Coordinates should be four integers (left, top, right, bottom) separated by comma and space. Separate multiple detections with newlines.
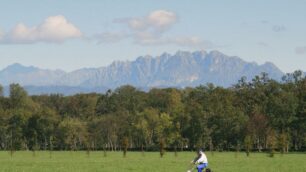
267, 88, 298, 132
159, 138, 166, 158
0, 84, 3, 97
0, 109, 9, 150
63, 94, 98, 119
97, 114, 120, 151
0, 74, 304, 152
25, 107, 59, 151
122, 137, 129, 157
133, 112, 150, 152
7, 110, 28, 152
9, 84, 28, 109
58, 118, 88, 150
244, 135, 252, 157
142, 108, 160, 147
292, 78, 306, 150
279, 132, 289, 153
266, 128, 277, 157
183, 86, 211, 150
208, 87, 246, 150
246, 113, 269, 151
96, 90, 116, 115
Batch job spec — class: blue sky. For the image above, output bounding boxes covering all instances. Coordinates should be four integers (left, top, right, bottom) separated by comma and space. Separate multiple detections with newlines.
0, 0, 305, 72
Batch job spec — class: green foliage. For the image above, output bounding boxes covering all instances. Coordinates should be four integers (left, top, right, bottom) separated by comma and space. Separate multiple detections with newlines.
0, 72, 305, 152
9, 84, 31, 109
58, 118, 88, 150
0, 84, 3, 97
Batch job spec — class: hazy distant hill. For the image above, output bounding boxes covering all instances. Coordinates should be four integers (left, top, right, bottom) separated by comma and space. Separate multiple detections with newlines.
0, 50, 285, 95
0, 63, 65, 86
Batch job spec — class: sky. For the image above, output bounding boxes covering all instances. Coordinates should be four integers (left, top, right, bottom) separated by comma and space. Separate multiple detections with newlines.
0, 0, 305, 72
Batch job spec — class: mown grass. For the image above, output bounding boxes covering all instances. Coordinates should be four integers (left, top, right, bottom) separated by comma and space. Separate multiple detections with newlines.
0, 151, 305, 172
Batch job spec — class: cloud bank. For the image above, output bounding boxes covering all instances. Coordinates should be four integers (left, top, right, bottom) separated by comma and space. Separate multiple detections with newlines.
0, 11, 212, 48
0, 15, 82, 44
116, 10, 177, 33
96, 10, 212, 48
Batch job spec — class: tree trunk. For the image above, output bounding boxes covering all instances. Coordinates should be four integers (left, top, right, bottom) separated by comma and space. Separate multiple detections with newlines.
141, 144, 145, 156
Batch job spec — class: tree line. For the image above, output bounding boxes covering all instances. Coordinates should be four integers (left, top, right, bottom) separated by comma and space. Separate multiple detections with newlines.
0, 71, 305, 154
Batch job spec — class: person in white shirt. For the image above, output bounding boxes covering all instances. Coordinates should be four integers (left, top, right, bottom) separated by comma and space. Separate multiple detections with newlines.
191, 149, 208, 172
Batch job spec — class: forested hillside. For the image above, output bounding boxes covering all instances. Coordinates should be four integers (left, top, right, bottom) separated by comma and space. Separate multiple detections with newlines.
0, 71, 305, 152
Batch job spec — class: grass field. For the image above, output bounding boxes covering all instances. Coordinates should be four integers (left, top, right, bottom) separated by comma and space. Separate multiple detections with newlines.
0, 151, 305, 172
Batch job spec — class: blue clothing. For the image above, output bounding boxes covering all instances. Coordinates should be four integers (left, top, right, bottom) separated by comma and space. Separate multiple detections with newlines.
197, 163, 208, 172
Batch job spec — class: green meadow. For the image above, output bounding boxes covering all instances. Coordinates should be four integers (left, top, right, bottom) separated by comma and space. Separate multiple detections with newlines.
0, 151, 305, 172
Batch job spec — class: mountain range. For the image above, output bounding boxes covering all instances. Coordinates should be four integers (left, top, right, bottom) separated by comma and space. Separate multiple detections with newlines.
0, 50, 291, 95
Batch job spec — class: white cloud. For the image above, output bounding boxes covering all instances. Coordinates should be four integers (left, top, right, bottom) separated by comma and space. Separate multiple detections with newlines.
127, 18, 148, 31
96, 10, 213, 48
1, 15, 82, 44
115, 10, 177, 33
147, 10, 177, 31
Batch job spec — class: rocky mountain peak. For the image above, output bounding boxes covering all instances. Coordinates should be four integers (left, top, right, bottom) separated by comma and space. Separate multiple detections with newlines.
0, 50, 286, 95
